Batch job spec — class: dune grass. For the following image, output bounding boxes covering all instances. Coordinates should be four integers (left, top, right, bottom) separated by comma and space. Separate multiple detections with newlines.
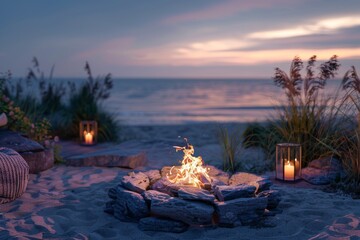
243, 55, 342, 167
217, 124, 243, 173
2, 58, 119, 142
340, 66, 360, 191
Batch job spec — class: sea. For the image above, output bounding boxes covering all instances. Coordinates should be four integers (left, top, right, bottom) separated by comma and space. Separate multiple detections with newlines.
102, 79, 343, 126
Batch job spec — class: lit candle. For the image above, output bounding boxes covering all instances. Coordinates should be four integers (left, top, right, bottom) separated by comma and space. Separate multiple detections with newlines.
284, 161, 294, 181
84, 131, 93, 144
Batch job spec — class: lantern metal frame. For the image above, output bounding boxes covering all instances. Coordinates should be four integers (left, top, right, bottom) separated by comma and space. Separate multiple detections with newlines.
79, 120, 98, 146
275, 143, 302, 181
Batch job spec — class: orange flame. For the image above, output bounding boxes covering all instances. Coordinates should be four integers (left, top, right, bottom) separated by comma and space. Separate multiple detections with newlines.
167, 139, 211, 188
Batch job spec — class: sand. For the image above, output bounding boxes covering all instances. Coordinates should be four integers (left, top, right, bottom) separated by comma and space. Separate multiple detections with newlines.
1, 123, 360, 239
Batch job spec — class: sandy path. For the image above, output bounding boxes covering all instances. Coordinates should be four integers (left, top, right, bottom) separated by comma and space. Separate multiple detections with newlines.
1, 165, 360, 239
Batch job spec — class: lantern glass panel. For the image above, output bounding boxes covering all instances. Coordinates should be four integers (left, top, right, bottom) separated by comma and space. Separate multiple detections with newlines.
276, 143, 301, 181
79, 121, 98, 145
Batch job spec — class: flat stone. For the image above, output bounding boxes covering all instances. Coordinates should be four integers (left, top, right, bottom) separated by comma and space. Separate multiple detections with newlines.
113, 186, 149, 221
178, 187, 215, 203
121, 172, 149, 193
308, 157, 341, 170
229, 172, 272, 193
143, 169, 161, 185
151, 196, 214, 225
302, 157, 344, 185
0, 130, 44, 152
214, 184, 256, 201
0, 130, 54, 174
161, 166, 181, 178
66, 151, 147, 169
257, 190, 281, 209
142, 190, 171, 205
21, 148, 54, 174
214, 197, 268, 227
138, 217, 188, 233
301, 168, 332, 185
207, 165, 229, 185
151, 177, 181, 196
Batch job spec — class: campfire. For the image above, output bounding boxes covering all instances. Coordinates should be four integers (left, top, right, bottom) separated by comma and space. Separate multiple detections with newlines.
167, 139, 212, 189
105, 139, 281, 233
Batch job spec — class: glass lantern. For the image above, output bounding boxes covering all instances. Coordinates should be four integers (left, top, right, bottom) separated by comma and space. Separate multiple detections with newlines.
79, 121, 98, 145
276, 143, 301, 181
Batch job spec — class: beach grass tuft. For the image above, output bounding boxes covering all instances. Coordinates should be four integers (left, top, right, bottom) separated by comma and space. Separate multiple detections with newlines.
244, 55, 342, 167
2, 57, 119, 142
217, 124, 243, 173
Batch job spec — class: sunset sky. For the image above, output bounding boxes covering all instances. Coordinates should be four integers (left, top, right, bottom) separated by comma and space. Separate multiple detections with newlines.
1, 0, 360, 78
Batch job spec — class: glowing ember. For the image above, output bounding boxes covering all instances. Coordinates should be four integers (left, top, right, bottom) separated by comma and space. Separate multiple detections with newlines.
167, 139, 211, 188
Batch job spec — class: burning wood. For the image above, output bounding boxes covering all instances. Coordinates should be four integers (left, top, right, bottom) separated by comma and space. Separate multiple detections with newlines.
166, 139, 212, 188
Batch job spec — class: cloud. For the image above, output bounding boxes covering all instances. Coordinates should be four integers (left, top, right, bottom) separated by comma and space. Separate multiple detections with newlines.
187, 39, 254, 52
171, 47, 360, 65
71, 35, 360, 68
248, 16, 360, 39
163, 0, 291, 25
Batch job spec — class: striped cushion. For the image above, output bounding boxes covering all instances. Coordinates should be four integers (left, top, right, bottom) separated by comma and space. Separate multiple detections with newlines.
0, 147, 29, 204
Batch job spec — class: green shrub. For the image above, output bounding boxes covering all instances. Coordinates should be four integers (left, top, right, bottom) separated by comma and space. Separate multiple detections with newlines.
0, 71, 51, 143
2, 58, 119, 142
59, 62, 118, 142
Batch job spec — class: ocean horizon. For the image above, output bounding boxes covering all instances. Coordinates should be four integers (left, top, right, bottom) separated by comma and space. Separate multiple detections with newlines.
103, 78, 343, 125
12, 77, 344, 126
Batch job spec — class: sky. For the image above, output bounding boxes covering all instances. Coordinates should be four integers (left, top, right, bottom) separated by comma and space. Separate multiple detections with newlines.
0, 0, 360, 79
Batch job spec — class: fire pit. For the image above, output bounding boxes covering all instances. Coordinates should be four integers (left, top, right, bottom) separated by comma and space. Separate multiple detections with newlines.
105, 141, 281, 233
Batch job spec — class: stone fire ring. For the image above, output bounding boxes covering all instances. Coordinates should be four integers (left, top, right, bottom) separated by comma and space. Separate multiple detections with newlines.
105, 166, 281, 233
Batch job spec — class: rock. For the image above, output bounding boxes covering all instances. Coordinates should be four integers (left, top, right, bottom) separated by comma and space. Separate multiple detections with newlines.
211, 178, 228, 189
207, 165, 230, 185
142, 190, 171, 205
138, 217, 188, 233
229, 172, 272, 193
143, 169, 161, 185
66, 151, 147, 169
308, 157, 341, 170
0, 130, 44, 152
214, 184, 256, 201
21, 148, 54, 174
302, 157, 344, 185
0, 130, 54, 174
151, 177, 181, 196
178, 187, 215, 203
113, 186, 149, 221
161, 166, 181, 178
121, 172, 149, 193
257, 190, 281, 209
151, 196, 214, 225
214, 197, 268, 227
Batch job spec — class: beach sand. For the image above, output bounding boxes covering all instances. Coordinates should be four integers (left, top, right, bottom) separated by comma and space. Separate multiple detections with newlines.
1, 123, 360, 239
